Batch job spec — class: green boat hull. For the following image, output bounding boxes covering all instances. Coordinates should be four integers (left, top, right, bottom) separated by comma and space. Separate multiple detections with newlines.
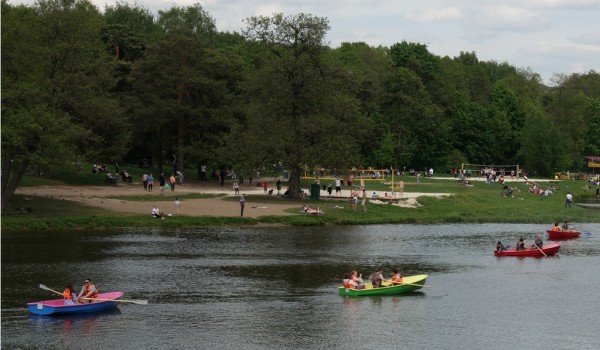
338, 274, 428, 296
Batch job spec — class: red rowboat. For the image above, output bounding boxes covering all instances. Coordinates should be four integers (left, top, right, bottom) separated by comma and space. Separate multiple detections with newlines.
494, 243, 560, 257
546, 229, 582, 240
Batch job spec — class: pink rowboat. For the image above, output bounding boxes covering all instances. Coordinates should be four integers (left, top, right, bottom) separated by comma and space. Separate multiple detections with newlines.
27, 292, 123, 315
546, 229, 582, 240
494, 243, 561, 257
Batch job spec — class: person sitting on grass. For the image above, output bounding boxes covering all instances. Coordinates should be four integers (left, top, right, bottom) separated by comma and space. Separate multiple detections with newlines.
152, 206, 164, 219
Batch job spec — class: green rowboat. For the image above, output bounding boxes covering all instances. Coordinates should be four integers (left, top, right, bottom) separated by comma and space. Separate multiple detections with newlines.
338, 274, 428, 296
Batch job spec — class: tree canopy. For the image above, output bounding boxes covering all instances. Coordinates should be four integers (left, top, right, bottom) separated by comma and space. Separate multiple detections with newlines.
2, 0, 599, 208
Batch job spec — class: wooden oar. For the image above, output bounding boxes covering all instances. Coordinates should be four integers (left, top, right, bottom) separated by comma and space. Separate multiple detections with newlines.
83, 297, 148, 305
40, 284, 148, 305
39, 284, 63, 296
533, 244, 547, 257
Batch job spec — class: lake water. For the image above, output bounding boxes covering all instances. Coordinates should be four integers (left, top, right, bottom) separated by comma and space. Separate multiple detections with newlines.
2, 223, 600, 350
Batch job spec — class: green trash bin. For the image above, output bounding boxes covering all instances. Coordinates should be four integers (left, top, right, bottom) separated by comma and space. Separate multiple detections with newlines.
310, 183, 320, 200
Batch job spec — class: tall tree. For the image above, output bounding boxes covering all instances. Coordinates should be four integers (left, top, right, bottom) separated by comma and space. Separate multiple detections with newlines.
1, 0, 109, 209
238, 13, 370, 197
129, 4, 240, 174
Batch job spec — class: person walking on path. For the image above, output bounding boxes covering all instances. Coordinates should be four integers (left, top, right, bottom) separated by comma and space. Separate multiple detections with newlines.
233, 182, 240, 195
159, 173, 166, 192
147, 174, 154, 191
565, 192, 573, 208
240, 194, 246, 217
142, 173, 149, 191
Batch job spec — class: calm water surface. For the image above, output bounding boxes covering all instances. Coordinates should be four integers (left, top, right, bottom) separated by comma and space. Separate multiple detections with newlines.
2, 223, 600, 350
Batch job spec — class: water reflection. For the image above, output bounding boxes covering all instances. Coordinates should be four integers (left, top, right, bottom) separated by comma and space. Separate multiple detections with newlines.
2, 223, 600, 350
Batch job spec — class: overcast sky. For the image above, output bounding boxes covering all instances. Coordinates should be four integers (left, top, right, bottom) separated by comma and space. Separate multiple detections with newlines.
12, 0, 600, 85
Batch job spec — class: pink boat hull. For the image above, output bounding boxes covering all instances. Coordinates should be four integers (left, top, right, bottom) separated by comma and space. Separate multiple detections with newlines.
27, 291, 123, 315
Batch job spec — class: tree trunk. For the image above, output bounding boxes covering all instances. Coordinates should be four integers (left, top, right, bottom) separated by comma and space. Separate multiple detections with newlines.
1, 158, 29, 211
176, 83, 185, 174
287, 166, 302, 199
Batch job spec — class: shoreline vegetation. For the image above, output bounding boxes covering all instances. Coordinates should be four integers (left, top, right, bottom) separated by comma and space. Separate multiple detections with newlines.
2, 171, 599, 231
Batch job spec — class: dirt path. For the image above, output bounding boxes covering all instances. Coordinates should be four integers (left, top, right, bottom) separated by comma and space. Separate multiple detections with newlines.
15, 179, 450, 218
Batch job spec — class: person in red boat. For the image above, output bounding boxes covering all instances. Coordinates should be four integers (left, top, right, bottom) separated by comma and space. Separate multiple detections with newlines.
551, 222, 561, 231
78, 278, 99, 303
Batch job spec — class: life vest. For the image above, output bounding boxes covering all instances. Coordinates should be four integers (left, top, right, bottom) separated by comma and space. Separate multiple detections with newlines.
392, 273, 403, 283
63, 288, 74, 300
552, 225, 560, 231
342, 279, 352, 288
83, 284, 99, 299
351, 274, 361, 284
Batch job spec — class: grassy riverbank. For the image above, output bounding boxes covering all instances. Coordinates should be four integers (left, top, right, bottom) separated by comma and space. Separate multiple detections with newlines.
3, 171, 599, 231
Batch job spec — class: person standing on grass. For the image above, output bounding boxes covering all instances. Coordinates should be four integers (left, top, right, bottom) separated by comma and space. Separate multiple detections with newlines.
565, 192, 573, 208
361, 189, 367, 211
174, 197, 181, 214
240, 194, 246, 217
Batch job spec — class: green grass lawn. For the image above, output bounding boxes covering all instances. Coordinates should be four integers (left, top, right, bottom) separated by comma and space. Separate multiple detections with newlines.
3, 165, 599, 230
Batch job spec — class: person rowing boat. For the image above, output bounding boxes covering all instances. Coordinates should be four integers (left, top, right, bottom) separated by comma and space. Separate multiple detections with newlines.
78, 278, 99, 303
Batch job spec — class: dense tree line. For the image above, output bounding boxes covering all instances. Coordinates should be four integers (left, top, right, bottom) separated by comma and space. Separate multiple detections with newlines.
2, 0, 599, 207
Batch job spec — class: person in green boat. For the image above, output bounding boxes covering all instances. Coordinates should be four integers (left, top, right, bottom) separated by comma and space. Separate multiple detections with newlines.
390, 269, 403, 284
343, 272, 365, 289
369, 268, 385, 288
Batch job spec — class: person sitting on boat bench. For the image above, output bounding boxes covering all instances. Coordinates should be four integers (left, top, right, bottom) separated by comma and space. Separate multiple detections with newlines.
516, 238, 526, 251
349, 270, 365, 289
496, 241, 506, 252
390, 269, 403, 284
531, 235, 543, 249
369, 268, 385, 288
552, 222, 561, 231
63, 283, 78, 305
343, 274, 365, 290
78, 278, 98, 303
